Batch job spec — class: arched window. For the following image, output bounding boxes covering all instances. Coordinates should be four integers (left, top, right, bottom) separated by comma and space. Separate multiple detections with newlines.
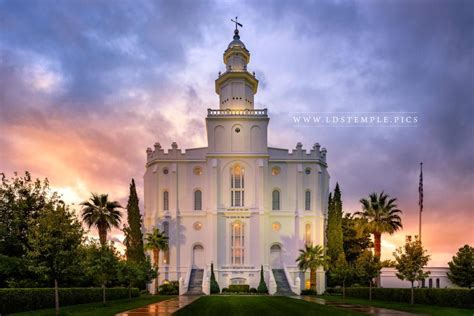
305, 223, 312, 245
231, 221, 244, 265
194, 190, 202, 210
305, 190, 311, 211
162, 222, 170, 264
163, 191, 169, 211
429, 278, 433, 288
231, 164, 245, 207
272, 190, 280, 210
436, 278, 440, 288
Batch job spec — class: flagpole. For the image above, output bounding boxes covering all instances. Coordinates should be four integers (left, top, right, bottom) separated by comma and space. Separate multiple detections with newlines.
419, 162, 423, 242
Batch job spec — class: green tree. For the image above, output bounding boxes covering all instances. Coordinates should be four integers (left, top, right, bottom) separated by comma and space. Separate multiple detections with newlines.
257, 265, 268, 294
393, 236, 430, 305
27, 203, 84, 315
342, 213, 372, 264
327, 184, 344, 264
0, 172, 58, 287
296, 244, 328, 292
144, 228, 169, 294
447, 244, 474, 288
355, 250, 382, 300
81, 193, 122, 246
331, 253, 352, 299
83, 243, 120, 304
210, 262, 220, 294
118, 258, 156, 300
124, 179, 145, 263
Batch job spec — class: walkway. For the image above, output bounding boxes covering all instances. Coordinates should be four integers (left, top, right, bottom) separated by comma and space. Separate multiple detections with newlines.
116, 296, 199, 316
293, 296, 421, 316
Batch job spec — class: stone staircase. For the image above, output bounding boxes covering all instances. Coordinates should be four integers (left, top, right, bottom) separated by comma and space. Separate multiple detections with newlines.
272, 269, 296, 296
185, 269, 204, 295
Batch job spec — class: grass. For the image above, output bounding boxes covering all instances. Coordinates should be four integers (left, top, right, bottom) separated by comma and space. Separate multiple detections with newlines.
13, 295, 174, 316
174, 296, 364, 316
321, 295, 474, 316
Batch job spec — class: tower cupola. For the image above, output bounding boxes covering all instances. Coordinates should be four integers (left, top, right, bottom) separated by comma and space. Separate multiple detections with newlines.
215, 18, 258, 110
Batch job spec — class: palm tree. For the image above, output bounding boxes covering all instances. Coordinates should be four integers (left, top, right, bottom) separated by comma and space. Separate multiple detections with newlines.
81, 193, 122, 246
296, 244, 328, 292
355, 192, 403, 259
144, 228, 169, 294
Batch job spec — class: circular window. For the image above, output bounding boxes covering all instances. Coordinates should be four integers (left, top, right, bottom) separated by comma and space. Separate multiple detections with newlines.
305, 168, 311, 175
271, 166, 281, 176
272, 222, 281, 232
193, 222, 202, 230
235, 127, 240, 133
163, 168, 169, 175
193, 166, 203, 176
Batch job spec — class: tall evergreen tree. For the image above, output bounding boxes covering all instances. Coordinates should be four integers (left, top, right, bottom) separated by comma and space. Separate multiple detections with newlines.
125, 179, 145, 263
447, 244, 474, 288
327, 183, 344, 264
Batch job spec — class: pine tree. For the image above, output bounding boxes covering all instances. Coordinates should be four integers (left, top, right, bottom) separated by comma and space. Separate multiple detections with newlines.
125, 179, 145, 263
210, 262, 220, 294
327, 183, 344, 264
447, 244, 474, 288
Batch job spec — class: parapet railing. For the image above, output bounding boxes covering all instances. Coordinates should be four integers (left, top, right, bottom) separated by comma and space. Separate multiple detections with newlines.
207, 108, 268, 117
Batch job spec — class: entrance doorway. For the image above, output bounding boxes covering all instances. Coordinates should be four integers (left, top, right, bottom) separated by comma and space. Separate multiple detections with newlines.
270, 244, 282, 268
192, 244, 205, 268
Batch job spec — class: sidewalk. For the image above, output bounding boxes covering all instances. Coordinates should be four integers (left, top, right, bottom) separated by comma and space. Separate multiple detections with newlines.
116, 296, 199, 316
293, 296, 421, 316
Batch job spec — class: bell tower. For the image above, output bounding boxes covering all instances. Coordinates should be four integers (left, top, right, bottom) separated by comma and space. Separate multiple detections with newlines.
215, 18, 259, 110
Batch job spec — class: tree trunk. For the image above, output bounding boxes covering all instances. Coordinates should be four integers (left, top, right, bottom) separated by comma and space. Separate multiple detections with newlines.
374, 232, 382, 286
102, 282, 106, 305
129, 282, 132, 301
154, 249, 160, 294
99, 225, 107, 246
310, 268, 317, 292
410, 281, 414, 305
342, 279, 346, 299
369, 281, 372, 301
54, 279, 59, 316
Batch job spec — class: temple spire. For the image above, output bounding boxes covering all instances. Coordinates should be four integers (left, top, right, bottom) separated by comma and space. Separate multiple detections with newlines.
231, 16, 243, 39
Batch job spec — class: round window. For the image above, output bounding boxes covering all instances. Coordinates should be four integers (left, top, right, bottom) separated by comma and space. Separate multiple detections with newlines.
272, 222, 281, 232
193, 222, 202, 231
193, 166, 203, 175
272, 166, 281, 176
163, 168, 169, 175
305, 168, 311, 175
235, 127, 241, 133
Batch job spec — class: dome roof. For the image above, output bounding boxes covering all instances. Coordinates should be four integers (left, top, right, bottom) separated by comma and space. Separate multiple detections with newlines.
227, 29, 246, 49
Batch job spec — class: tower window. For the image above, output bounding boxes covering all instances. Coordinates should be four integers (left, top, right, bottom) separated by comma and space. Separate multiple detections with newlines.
235, 127, 240, 133
231, 164, 245, 207
163, 191, 169, 211
272, 190, 280, 210
305, 190, 311, 211
305, 223, 312, 245
305, 168, 311, 175
194, 190, 202, 211
231, 221, 244, 265
162, 222, 170, 264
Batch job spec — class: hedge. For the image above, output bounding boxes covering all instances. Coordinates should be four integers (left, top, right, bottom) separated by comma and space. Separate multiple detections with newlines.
229, 284, 250, 293
345, 287, 474, 308
0, 287, 139, 314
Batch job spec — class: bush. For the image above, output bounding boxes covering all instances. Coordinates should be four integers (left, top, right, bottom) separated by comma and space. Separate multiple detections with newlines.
249, 287, 258, 293
345, 287, 474, 308
221, 287, 230, 293
325, 287, 343, 295
257, 265, 268, 294
0, 287, 139, 314
229, 284, 250, 293
301, 289, 318, 295
158, 281, 179, 295
210, 263, 220, 294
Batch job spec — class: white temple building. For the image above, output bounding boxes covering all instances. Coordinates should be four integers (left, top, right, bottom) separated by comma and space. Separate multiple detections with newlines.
143, 26, 329, 295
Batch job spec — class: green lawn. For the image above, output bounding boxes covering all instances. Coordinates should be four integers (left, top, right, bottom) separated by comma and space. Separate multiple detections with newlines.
174, 296, 363, 316
13, 295, 174, 316
321, 295, 474, 316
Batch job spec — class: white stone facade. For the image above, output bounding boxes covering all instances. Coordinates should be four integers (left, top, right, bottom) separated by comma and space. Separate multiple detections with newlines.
143, 29, 329, 295
380, 267, 454, 289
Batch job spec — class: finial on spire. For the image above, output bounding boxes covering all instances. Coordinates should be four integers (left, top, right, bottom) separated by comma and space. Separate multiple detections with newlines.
231, 16, 243, 39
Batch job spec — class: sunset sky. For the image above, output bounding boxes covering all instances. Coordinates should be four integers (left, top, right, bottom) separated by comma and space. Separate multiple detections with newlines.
1, 0, 472, 265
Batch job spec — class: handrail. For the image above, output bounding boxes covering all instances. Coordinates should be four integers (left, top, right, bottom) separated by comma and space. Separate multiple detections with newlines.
269, 267, 277, 295
207, 108, 268, 117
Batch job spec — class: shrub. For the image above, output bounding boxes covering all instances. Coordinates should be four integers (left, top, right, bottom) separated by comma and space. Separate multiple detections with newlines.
0, 287, 139, 314
229, 284, 250, 293
210, 263, 220, 294
221, 288, 230, 293
257, 265, 269, 294
158, 281, 179, 295
325, 287, 343, 295
301, 289, 318, 295
345, 287, 474, 308
249, 287, 258, 293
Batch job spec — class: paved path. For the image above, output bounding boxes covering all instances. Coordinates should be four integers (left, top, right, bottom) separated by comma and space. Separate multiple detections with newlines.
294, 296, 420, 316
116, 296, 199, 316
